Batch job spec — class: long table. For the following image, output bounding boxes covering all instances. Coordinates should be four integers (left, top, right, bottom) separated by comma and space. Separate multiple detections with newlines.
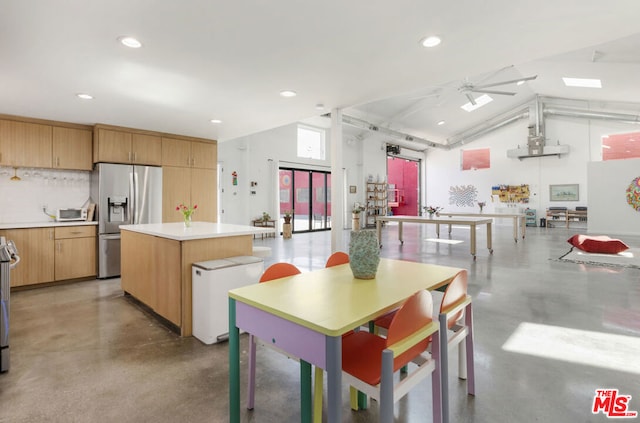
376, 215, 493, 259
228, 258, 464, 423
437, 212, 526, 242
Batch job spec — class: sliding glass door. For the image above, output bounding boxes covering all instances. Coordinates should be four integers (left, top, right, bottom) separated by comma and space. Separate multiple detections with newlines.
279, 168, 331, 233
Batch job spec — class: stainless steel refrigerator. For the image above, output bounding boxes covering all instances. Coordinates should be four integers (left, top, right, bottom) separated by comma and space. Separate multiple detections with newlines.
91, 163, 162, 278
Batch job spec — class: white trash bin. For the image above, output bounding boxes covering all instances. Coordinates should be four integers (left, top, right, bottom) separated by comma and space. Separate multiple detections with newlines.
192, 256, 264, 344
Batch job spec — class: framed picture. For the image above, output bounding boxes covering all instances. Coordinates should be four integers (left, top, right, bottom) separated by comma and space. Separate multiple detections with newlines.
550, 184, 579, 201
349, 185, 357, 194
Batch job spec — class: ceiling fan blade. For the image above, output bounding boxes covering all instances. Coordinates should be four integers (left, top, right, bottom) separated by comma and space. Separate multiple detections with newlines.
475, 65, 515, 85
465, 93, 476, 105
474, 75, 537, 89
471, 89, 516, 96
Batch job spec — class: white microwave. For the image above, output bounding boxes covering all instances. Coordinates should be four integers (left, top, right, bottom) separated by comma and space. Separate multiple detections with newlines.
56, 208, 88, 222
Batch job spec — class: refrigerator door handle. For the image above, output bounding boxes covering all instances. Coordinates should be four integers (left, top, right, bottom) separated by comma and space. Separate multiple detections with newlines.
133, 171, 139, 224
129, 171, 136, 225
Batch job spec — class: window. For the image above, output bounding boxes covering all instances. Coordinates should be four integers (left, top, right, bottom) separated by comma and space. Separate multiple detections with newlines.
297, 125, 325, 160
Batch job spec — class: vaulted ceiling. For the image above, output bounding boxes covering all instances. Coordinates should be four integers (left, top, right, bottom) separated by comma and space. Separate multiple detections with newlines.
2, 1, 640, 143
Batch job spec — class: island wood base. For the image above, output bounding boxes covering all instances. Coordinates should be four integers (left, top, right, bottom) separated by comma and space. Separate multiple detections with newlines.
121, 230, 253, 336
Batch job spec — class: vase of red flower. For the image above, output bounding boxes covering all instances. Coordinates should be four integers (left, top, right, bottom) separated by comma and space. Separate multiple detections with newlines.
177, 204, 197, 228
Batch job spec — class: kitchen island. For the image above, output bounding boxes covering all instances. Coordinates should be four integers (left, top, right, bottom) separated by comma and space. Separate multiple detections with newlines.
120, 222, 274, 336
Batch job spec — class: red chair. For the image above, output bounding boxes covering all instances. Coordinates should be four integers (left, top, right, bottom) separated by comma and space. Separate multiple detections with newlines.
247, 262, 301, 410
325, 251, 349, 267
436, 270, 475, 422
342, 290, 443, 423
314, 252, 351, 421
259, 262, 301, 282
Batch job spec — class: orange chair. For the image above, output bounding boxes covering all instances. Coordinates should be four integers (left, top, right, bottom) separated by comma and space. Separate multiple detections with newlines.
436, 270, 475, 423
314, 252, 351, 422
247, 262, 301, 410
324, 251, 349, 267
341, 290, 443, 423
259, 262, 301, 283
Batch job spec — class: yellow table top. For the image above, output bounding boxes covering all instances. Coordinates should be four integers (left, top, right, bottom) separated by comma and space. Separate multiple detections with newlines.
229, 258, 463, 336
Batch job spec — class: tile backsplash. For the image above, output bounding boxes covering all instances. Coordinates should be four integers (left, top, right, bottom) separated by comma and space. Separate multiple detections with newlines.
0, 166, 91, 224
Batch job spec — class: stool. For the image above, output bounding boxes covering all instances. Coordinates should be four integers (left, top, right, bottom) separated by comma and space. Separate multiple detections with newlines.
252, 246, 272, 258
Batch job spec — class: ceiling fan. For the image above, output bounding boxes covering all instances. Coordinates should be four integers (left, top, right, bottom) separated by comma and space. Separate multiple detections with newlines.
459, 74, 537, 105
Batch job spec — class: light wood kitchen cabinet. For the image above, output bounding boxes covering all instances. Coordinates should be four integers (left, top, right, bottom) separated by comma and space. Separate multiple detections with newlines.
0, 120, 52, 168
94, 127, 162, 165
0, 228, 55, 287
191, 168, 217, 221
54, 226, 96, 280
121, 228, 155, 305
52, 127, 93, 171
121, 230, 181, 326
0, 225, 96, 287
161, 137, 216, 169
162, 167, 216, 222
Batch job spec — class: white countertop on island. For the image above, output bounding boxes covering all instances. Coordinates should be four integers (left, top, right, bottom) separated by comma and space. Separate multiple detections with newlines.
0, 221, 98, 230
120, 222, 275, 241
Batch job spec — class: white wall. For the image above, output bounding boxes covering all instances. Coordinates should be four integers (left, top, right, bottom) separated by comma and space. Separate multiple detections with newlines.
588, 158, 640, 236
219, 112, 640, 236
423, 115, 637, 226
0, 166, 90, 223
218, 123, 334, 225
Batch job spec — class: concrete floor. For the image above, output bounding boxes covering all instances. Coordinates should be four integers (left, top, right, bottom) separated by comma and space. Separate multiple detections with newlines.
1, 223, 639, 422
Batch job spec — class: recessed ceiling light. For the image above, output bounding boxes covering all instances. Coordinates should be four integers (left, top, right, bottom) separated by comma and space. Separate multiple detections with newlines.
516, 80, 525, 86
118, 36, 142, 48
76, 93, 93, 100
461, 94, 493, 112
280, 90, 297, 98
437, 120, 445, 126
562, 77, 601, 88
420, 35, 441, 48
315, 103, 325, 111
210, 119, 222, 124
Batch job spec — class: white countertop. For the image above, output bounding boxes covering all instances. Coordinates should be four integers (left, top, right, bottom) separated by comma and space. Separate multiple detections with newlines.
120, 222, 275, 241
0, 221, 98, 230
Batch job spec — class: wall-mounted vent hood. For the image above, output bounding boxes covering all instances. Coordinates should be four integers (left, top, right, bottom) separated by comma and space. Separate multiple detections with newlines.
507, 143, 570, 160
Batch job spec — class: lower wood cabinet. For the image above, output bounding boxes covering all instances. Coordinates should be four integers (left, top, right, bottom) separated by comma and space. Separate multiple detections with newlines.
54, 226, 96, 280
0, 225, 96, 287
0, 228, 54, 287
121, 230, 181, 326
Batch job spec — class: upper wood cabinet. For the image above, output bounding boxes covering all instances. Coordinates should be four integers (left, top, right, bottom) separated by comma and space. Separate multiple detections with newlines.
52, 127, 93, 171
94, 127, 162, 165
162, 137, 216, 169
162, 167, 216, 223
0, 120, 52, 168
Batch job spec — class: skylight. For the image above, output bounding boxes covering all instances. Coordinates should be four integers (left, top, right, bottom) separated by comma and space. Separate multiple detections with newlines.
562, 77, 602, 88
461, 94, 493, 112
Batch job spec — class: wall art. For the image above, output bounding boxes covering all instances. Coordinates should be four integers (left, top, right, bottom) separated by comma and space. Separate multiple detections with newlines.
449, 185, 478, 207
550, 184, 579, 201
626, 176, 640, 211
